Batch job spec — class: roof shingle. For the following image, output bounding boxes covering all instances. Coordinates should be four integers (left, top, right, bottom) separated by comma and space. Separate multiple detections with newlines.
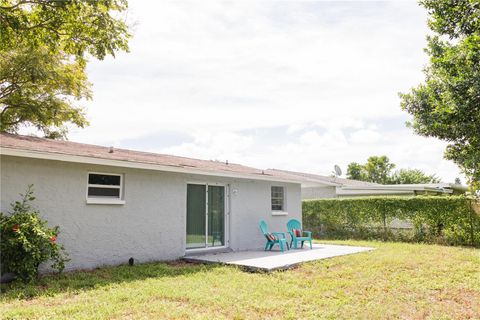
0, 133, 285, 180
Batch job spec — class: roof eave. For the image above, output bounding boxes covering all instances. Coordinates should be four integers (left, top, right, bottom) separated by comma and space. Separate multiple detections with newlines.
339, 185, 451, 194
1, 147, 303, 184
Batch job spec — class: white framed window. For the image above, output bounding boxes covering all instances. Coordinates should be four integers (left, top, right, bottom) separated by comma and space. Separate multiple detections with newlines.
86, 172, 125, 204
271, 186, 285, 212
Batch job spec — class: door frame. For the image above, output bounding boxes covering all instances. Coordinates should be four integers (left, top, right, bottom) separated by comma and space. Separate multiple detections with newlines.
185, 181, 230, 252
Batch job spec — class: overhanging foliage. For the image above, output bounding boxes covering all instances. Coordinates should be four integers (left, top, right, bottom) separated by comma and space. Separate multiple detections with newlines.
400, 0, 480, 190
0, 0, 130, 138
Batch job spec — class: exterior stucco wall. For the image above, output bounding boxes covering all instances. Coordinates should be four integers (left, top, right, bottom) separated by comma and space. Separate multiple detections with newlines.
0, 155, 301, 271
228, 179, 301, 251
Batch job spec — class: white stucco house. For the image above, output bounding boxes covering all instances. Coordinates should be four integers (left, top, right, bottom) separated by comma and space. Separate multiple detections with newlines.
0, 133, 303, 271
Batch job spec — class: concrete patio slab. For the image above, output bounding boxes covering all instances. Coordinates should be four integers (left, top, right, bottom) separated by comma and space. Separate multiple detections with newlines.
184, 243, 374, 272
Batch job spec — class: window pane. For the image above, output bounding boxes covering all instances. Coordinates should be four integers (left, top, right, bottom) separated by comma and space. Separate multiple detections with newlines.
88, 174, 121, 186
271, 186, 284, 211
208, 185, 225, 247
272, 204, 283, 211
88, 187, 120, 197
186, 184, 206, 249
272, 199, 283, 205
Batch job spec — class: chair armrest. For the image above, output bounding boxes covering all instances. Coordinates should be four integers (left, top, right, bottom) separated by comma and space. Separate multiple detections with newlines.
272, 232, 287, 239
303, 230, 312, 237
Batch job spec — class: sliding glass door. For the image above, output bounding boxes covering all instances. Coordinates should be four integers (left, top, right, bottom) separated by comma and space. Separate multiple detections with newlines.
186, 184, 207, 249
208, 185, 225, 247
186, 184, 226, 249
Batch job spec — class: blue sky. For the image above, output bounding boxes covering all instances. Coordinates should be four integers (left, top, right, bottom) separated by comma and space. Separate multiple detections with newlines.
69, 0, 463, 182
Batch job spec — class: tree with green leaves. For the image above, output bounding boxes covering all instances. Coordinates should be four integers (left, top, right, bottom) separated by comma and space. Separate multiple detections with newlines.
346, 162, 366, 181
363, 155, 396, 184
346, 155, 441, 185
347, 156, 396, 184
0, 0, 130, 138
389, 168, 441, 185
399, 0, 480, 191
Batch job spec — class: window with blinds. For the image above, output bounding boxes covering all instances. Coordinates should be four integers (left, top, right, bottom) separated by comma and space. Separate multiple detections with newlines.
271, 186, 285, 211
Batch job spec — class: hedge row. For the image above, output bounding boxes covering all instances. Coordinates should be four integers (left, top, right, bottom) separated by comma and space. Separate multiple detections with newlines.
302, 196, 480, 247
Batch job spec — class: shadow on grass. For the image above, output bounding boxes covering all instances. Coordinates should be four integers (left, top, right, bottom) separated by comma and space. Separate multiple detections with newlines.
0, 260, 219, 301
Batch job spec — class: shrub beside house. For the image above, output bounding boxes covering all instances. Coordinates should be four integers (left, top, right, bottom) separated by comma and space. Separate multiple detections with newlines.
303, 196, 480, 246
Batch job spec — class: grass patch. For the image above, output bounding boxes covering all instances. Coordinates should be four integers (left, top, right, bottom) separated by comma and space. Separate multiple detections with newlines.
1, 240, 479, 319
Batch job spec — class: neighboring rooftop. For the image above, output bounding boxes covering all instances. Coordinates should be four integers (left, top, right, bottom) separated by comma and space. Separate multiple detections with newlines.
265, 168, 379, 187
266, 169, 468, 197
0, 133, 301, 183
337, 183, 468, 196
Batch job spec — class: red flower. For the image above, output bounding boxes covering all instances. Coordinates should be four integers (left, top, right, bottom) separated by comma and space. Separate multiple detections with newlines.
50, 236, 57, 242
12, 224, 20, 232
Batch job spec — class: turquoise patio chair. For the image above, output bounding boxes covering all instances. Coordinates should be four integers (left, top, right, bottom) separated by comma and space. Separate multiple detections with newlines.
287, 219, 313, 249
259, 220, 289, 252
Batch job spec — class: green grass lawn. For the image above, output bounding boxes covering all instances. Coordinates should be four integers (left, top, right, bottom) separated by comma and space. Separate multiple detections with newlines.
1, 240, 479, 319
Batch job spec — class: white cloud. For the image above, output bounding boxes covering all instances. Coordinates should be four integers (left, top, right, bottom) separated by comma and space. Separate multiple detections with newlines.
65, 0, 463, 183
161, 131, 254, 162
349, 129, 383, 144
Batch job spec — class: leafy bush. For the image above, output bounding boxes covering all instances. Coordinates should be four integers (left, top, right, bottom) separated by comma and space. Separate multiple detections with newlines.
1, 185, 69, 282
303, 196, 480, 246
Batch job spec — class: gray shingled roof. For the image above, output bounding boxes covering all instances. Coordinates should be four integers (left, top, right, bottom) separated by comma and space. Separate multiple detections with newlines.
0, 133, 299, 182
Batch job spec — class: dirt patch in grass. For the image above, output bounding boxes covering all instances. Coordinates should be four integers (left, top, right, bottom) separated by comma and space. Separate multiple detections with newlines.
428, 288, 480, 319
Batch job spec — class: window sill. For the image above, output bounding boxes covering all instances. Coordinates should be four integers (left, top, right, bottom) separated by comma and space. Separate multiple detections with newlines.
86, 198, 125, 205
271, 211, 288, 216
